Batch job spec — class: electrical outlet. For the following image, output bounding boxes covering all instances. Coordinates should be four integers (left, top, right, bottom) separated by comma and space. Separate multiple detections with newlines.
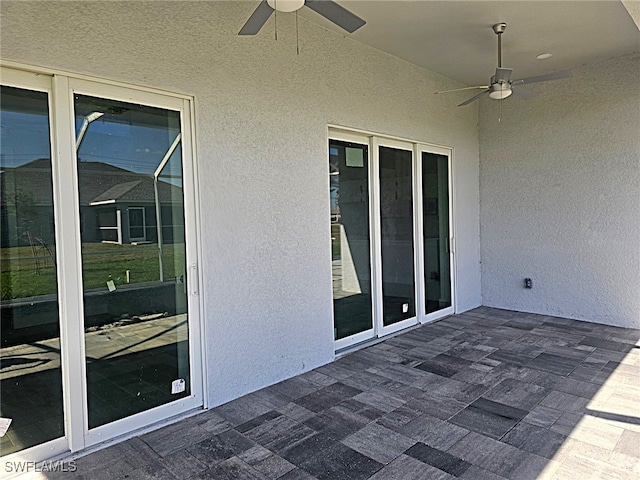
524, 278, 533, 289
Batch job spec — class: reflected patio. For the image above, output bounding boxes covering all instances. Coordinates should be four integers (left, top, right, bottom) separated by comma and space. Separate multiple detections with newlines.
0, 314, 187, 455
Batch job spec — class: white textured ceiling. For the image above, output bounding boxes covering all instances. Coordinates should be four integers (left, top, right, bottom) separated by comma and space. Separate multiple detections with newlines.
294, 0, 640, 86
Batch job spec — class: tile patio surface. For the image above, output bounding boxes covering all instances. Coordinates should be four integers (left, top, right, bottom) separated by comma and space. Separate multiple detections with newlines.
36, 307, 640, 479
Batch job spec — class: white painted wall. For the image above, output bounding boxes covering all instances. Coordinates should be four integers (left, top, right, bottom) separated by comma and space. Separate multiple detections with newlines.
479, 53, 640, 328
1, 1, 481, 406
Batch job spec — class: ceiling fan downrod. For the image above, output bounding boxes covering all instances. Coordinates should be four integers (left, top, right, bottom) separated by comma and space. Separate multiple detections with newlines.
492, 23, 507, 68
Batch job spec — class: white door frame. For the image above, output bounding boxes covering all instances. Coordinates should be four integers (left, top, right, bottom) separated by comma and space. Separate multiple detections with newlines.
374, 136, 420, 337
330, 130, 376, 351
65, 77, 204, 449
329, 127, 456, 350
417, 143, 455, 324
0, 66, 71, 467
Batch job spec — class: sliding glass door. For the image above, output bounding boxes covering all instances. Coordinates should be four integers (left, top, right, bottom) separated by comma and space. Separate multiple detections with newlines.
330, 138, 374, 348
0, 80, 65, 458
74, 92, 194, 431
0, 68, 202, 464
377, 141, 418, 335
329, 130, 454, 349
422, 150, 453, 317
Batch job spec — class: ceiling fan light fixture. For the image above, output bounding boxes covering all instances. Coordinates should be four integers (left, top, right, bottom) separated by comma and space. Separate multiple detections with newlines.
489, 83, 512, 100
267, 0, 305, 13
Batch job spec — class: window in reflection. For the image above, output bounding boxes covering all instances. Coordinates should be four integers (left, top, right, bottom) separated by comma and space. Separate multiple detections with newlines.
0, 86, 64, 455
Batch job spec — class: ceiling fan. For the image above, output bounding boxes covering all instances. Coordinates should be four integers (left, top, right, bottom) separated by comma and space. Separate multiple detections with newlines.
239, 0, 366, 36
436, 23, 572, 107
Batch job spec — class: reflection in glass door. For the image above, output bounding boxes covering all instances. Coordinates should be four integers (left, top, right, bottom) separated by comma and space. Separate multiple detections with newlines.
74, 94, 191, 429
0, 85, 64, 456
329, 140, 373, 343
379, 145, 416, 327
422, 152, 451, 314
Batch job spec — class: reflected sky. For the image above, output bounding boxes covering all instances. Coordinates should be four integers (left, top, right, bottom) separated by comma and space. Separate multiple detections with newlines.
1, 91, 182, 182
0, 109, 50, 168
75, 94, 181, 177
75, 117, 180, 176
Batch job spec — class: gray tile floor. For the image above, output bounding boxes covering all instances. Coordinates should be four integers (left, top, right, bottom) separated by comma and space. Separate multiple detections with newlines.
38, 307, 640, 479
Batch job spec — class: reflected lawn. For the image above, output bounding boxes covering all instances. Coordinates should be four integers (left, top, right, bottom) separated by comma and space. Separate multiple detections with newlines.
1, 242, 184, 300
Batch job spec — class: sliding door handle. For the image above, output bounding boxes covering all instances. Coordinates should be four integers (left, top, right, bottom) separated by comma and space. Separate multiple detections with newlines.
189, 263, 199, 295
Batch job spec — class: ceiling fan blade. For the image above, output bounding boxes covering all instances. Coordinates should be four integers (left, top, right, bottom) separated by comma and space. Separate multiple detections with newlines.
305, 0, 366, 33
495, 68, 513, 82
239, 1, 274, 35
511, 85, 537, 99
435, 85, 489, 95
458, 89, 490, 107
511, 69, 573, 86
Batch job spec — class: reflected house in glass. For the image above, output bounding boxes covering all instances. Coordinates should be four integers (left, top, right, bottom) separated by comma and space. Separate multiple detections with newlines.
1, 159, 184, 248
1, 158, 185, 345
82, 162, 184, 246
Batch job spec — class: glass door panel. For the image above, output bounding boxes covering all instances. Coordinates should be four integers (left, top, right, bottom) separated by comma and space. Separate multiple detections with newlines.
379, 146, 416, 326
422, 152, 451, 314
329, 140, 373, 341
0, 86, 64, 455
74, 94, 190, 429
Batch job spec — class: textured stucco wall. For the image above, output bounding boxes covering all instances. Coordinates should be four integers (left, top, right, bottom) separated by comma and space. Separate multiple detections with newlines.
479, 53, 640, 328
1, 1, 481, 406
